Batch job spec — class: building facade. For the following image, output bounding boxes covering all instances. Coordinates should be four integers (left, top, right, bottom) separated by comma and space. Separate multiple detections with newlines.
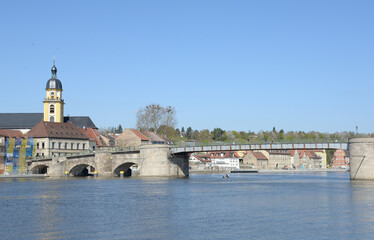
242, 151, 268, 169
209, 151, 240, 170
28, 121, 89, 157
267, 150, 291, 169
331, 149, 349, 168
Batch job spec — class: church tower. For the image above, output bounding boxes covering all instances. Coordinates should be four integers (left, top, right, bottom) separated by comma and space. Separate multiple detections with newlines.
43, 60, 64, 122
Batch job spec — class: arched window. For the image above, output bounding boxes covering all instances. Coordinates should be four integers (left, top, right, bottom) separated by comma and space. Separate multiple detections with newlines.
50, 105, 55, 114
50, 116, 55, 122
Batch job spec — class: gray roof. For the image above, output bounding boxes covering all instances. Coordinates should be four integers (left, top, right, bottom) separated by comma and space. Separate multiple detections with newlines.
64, 116, 97, 129
0, 113, 43, 129
46, 78, 63, 90
46, 64, 63, 90
0, 113, 97, 129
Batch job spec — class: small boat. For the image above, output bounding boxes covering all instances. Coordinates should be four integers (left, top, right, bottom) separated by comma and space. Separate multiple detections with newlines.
223, 174, 230, 178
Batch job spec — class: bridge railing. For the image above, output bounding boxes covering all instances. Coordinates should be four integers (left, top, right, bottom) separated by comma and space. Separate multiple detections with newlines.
171, 139, 349, 148
171, 142, 348, 153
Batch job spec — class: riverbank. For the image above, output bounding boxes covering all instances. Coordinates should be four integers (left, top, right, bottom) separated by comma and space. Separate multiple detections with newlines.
259, 169, 349, 173
0, 174, 48, 178
190, 168, 349, 174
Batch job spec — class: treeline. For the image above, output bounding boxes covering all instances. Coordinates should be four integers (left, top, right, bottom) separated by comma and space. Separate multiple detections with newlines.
101, 124, 372, 145
100, 104, 373, 144
167, 126, 372, 144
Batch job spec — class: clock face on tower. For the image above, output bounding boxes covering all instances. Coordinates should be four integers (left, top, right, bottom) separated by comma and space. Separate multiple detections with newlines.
51, 91, 55, 97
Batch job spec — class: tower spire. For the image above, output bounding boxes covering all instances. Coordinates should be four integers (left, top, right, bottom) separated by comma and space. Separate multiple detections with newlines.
51, 57, 57, 78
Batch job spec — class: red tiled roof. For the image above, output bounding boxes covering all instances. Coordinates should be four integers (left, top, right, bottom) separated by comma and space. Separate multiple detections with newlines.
131, 129, 149, 141
298, 150, 321, 159
194, 155, 211, 162
28, 121, 88, 140
80, 127, 104, 146
305, 150, 321, 159
0, 129, 24, 138
142, 131, 165, 142
251, 152, 268, 160
288, 150, 296, 157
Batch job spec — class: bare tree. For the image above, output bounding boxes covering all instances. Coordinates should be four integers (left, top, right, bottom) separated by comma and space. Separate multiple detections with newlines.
163, 106, 177, 129
136, 104, 177, 133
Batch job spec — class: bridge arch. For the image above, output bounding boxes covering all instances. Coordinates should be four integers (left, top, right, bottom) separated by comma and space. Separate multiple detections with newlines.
31, 164, 49, 174
64, 156, 97, 177
113, 162, 138, 177
69, 164, 96, 177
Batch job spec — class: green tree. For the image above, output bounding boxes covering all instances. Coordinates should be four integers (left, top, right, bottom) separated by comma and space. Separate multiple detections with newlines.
212, 128, 225, 141
117, 124, 123, 133
272, 127, 277, 134
239, 131, 249, 140
285, 133, 295, 141
192, 130, 199, 140
198, 129, 212, 141
278, 129, 284, 140
158, 125, 178, 139
263, 132, 269, 142
186, 127, 193, 139
326, 149, 335, 166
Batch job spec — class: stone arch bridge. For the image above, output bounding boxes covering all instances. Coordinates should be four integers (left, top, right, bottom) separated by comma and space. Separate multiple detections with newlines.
28, 145, 189, 177
27, 142, 347, 177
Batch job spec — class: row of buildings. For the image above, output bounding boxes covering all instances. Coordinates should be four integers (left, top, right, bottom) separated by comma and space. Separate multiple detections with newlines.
189, 149, 349, 170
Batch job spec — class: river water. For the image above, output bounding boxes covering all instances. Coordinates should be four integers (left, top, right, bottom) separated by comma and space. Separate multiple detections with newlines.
1, 172, 374, 240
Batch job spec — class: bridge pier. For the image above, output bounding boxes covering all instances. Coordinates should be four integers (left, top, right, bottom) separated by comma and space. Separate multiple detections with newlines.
139, 144, 188, 177
49, 156, 67, 177
95, 152, 113, 177
349, 138, 374, 180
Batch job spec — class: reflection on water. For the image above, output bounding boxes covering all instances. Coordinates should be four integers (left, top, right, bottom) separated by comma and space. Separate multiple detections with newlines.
0, 173, 374, 240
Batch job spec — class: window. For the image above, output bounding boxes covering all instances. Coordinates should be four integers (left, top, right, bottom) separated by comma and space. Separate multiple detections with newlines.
58, 142, 61, 149
82, 143, 86, 150
42, 142, 45, 149
37, 143, 39, 149
50, 105, 55, 114
52, 142, 55, 149
50, 116, 55, 122
65, 143, 68, 149
71, 143, 74, 149
77, 143, 80, 149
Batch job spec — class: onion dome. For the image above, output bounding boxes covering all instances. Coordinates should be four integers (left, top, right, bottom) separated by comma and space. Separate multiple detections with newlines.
46, 61, 63, 90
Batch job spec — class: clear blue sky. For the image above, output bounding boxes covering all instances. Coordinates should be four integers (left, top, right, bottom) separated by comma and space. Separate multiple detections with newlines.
1, 0, 374, 133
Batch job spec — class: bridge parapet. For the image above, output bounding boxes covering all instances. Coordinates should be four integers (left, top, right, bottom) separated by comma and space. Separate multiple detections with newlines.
171, 142, 348, 154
